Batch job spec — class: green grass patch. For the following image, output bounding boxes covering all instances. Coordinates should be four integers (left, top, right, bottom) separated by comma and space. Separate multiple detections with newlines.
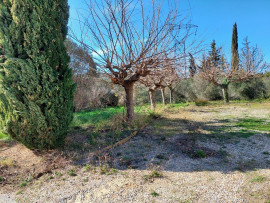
71, 107, 124, 127
0, 132, 9, 140
71, 105, 153, 128
227, 129, 257, 138
166, 103, 190, 108
68, 105, 156, 150
250, 175, 267, 183
236, 118, 270, 132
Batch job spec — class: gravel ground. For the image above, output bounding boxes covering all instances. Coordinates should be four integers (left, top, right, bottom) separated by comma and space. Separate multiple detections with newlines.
2, 103, 270, 203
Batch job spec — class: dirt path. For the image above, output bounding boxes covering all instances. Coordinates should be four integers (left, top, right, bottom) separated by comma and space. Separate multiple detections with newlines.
1, 103, 270, 202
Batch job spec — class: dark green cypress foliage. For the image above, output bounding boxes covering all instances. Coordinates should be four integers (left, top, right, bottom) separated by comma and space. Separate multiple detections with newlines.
0, 0, 76, 149
208, 40, 221, 67
231, 22, 239, 70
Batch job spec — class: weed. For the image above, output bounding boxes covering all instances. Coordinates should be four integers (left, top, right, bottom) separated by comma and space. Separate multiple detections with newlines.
85, 164, 90, 171
100, 165, 117, 175
143, 170, 163, 182
151, 170, 163, 178
193, 150, 206, 158
251, 175, 267, 183
54, 171, 63, 176
67, 169, 77, 176
151, 191, 159, 197
0, 176, 4, 182
48, 176, 54, 180
83, 177, 88, 182
20, 181, 27, 188
263, 151, 270, 155
143, 175, 151, 181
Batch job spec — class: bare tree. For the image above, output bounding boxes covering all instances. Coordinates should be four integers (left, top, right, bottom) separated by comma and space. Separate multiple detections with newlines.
70, 0, 193, 121
197, 38, 268, 103
140, 65, 178, 110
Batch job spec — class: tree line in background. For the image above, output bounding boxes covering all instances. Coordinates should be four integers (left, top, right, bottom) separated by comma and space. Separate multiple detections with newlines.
0, 0, 269, 149
69, 20, 269, 111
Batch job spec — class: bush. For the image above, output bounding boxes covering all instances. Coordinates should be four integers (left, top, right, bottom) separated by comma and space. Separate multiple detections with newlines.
173, 76, 222, 102
100, 92, 119, 107
230, 78, 267, 100
0, 0, 75, 149
195, 99, 209, 106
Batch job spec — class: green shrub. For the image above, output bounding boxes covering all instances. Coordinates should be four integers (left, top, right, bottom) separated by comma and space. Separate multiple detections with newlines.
100, 91, 119, 107
0, 0, 75, 149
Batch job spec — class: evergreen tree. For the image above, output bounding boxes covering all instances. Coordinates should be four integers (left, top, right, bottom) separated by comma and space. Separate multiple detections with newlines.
0, 0, 75, 149
208, 40, 221, 67
231, 22, 239, 70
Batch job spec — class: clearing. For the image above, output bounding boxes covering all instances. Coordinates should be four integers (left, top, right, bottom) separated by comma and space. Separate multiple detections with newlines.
0, 102, 270, 203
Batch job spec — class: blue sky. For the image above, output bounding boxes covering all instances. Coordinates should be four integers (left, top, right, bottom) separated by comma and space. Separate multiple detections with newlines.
68, 0, 270, 62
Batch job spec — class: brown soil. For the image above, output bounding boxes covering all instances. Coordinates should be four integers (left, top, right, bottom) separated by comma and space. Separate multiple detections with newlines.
0, 142, 70, 193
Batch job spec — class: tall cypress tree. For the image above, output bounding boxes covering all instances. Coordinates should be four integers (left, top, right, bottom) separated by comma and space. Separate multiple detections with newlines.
208, 40, 221, 67
231, 22, 239, 70
0, 0, 75, 149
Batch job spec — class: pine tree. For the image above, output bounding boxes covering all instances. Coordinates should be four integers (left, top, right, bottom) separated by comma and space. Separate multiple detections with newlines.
0, 0, 75, 149
231, 22, 239, 70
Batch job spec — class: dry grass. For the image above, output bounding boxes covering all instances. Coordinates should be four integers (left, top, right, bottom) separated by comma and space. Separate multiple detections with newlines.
1, 102, 270, 203
0, 157, 14, 168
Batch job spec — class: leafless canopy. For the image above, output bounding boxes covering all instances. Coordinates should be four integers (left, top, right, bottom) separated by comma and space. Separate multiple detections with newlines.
140, 59, 179, 91
70, 0, 194, 86
198, 39, 268, 87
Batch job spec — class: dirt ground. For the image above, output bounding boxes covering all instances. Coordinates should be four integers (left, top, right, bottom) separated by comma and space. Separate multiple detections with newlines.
1, 102, 270, 203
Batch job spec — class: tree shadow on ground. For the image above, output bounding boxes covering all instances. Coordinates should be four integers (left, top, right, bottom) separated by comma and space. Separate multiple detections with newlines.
1, 114, 269, 192
99, 116, 270, 173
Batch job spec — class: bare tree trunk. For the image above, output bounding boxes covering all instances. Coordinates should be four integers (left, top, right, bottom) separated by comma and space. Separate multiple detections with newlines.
161, 87, 166, 105
169, 86, 173, 104
149, 89, 156, 111
221, 85, 229, 103
124, 82, 135, 122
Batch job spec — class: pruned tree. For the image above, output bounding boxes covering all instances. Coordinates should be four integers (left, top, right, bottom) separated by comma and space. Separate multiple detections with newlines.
70, 0, 193, 121
198, 37, 268, 103
140, 64, 178, 110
